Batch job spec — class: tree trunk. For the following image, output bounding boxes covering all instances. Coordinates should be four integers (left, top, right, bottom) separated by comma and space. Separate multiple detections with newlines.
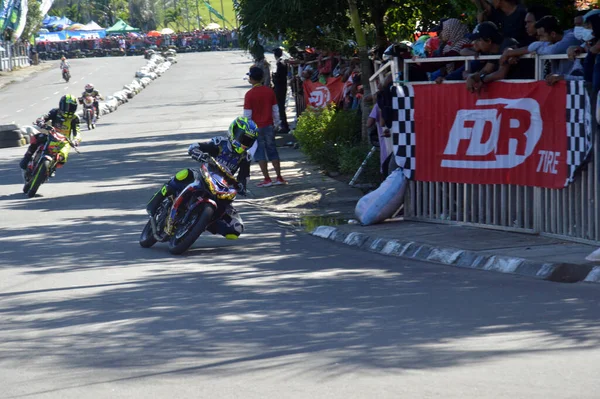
347, 0, 373, 143
371, 7, 388, 49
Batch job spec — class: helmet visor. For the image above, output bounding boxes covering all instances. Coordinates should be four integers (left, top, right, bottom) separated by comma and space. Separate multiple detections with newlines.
232, 127, 256, 149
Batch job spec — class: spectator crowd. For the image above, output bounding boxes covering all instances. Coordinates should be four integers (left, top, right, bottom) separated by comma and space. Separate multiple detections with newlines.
270, 1, 600, 177
34, 28, 240, 60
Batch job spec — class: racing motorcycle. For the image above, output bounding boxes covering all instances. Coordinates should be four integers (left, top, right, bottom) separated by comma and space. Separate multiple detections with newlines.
139, 151, 244, 255
22, 124, 79, 198
79, 95, 97, 130
62, 66, 70, 82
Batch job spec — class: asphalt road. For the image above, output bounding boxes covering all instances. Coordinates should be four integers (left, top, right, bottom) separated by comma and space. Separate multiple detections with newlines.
0, 56, 147, 125
0, 51, 599, 399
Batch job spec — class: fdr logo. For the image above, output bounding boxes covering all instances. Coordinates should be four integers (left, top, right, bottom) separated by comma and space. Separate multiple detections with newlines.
442, 98, 543, 169
309, 86, 331, 108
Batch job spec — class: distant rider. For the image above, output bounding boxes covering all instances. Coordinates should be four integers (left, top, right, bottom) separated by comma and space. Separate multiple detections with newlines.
19, 94, 81, 170
60, 56, 70, 80
79, 83, 103, 120
145, 116, 259, 240
59, 56, 70, 71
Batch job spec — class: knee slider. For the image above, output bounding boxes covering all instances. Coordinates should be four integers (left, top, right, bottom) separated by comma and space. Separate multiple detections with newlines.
175, 169, 190, 182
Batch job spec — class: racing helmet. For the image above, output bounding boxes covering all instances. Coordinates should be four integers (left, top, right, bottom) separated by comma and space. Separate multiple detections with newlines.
228, 117, 258, 154
61, 56, 66, 61
85, 83, 94, 93
59, 94, 78, 118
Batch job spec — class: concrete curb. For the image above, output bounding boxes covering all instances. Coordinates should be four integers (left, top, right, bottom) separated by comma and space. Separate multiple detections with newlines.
311, 226, 597, 284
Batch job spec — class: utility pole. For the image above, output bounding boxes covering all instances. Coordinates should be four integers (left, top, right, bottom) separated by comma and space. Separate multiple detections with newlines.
220, 0, 225, 27
195, 0, 201, 28
207, 0, 213, 23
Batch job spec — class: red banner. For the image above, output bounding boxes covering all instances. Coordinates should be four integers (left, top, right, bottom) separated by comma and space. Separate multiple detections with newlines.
414, 82, 572, 189
303, 77, 345, 108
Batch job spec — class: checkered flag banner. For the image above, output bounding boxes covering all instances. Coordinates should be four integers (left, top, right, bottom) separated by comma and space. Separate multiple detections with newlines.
390, 81, 593, 188
565, 80, 593, 186
391, 84, 416, 180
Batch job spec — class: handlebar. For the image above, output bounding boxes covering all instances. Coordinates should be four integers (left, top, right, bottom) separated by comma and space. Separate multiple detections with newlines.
34, 122, 81, 153
190, 149, 238, 185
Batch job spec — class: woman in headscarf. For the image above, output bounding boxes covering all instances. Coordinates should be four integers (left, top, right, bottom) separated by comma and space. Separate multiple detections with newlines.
413, 18, 471, 81
440, 18, 471, 57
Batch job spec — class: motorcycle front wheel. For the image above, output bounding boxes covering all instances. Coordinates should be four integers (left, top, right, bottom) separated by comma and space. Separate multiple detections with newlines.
139, 219, 157, 248
168, 203, 215, 255
27, 159, 50, 198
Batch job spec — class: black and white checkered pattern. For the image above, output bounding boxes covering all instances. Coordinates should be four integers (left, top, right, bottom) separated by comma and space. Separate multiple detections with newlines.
391, 84, 416, 180
565, 80, 592, 186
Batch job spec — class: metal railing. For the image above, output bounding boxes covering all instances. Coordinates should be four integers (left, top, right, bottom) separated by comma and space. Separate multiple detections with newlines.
370, 53, 599, 244
0, 42, 30, 71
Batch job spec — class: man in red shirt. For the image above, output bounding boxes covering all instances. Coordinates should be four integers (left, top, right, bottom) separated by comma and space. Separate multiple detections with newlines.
244, 66, 287, 187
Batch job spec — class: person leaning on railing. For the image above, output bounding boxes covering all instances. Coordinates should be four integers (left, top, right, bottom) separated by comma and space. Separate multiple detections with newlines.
456, 22, 519, 92
499, 16, 583, 85
568, 10, 600, 95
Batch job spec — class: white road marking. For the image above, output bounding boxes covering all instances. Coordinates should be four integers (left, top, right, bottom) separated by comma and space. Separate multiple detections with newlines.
53, 91, 59, 95
30, 103, 37, 107
64, 87, 69, 90
88, 72, 93, 75
42, 97, 49, 100
16, 109, 23, 113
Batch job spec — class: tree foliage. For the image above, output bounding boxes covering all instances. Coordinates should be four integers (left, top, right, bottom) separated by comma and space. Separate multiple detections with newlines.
49, 0, 130, 27
22, 0, 44, 41
236, 0, 355, 50
238, 0, 583, 53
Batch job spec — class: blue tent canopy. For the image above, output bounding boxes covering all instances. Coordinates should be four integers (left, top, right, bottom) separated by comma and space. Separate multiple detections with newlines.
42, 16, 75, 29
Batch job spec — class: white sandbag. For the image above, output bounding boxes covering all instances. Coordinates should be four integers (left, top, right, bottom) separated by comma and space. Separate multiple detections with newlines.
355, 169, 407, 226
98, 103, 112, 115
130, 80, 143, 92
586, 247, 600, 262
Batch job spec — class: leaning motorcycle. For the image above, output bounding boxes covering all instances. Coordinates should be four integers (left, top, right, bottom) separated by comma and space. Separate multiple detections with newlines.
79, 95, 96, 130
139, 151, 243, 255
22, 124, 79, 198
62, 66, 70, 82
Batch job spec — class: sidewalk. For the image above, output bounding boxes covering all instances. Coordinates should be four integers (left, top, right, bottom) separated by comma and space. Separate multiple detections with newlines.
0, 62, 54, 91
247, 97, 600, 285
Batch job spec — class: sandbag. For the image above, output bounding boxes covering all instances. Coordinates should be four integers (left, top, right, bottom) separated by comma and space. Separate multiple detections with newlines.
586, 247, 600, 262
355, 168, 407, 226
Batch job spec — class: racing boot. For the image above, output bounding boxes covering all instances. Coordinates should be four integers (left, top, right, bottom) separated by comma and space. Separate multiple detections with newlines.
146, 184, 174, 215
19, 151, 32, 170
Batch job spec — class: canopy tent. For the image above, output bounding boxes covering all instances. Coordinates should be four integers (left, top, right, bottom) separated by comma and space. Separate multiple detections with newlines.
81, 20, 104, 31
42, 16, 74, 29
65, 23, 85, 30
204, 23, 220, 30
35, 29, 106, 42
105, 19, 140, 34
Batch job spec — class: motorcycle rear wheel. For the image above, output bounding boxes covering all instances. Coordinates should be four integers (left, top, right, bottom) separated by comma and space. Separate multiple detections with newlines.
168, 203, 215, 255
27, 159, 50, 198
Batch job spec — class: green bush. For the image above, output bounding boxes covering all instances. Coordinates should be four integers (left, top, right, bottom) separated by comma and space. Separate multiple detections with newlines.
293, 104, 336, 157
293, 104, 382, 184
